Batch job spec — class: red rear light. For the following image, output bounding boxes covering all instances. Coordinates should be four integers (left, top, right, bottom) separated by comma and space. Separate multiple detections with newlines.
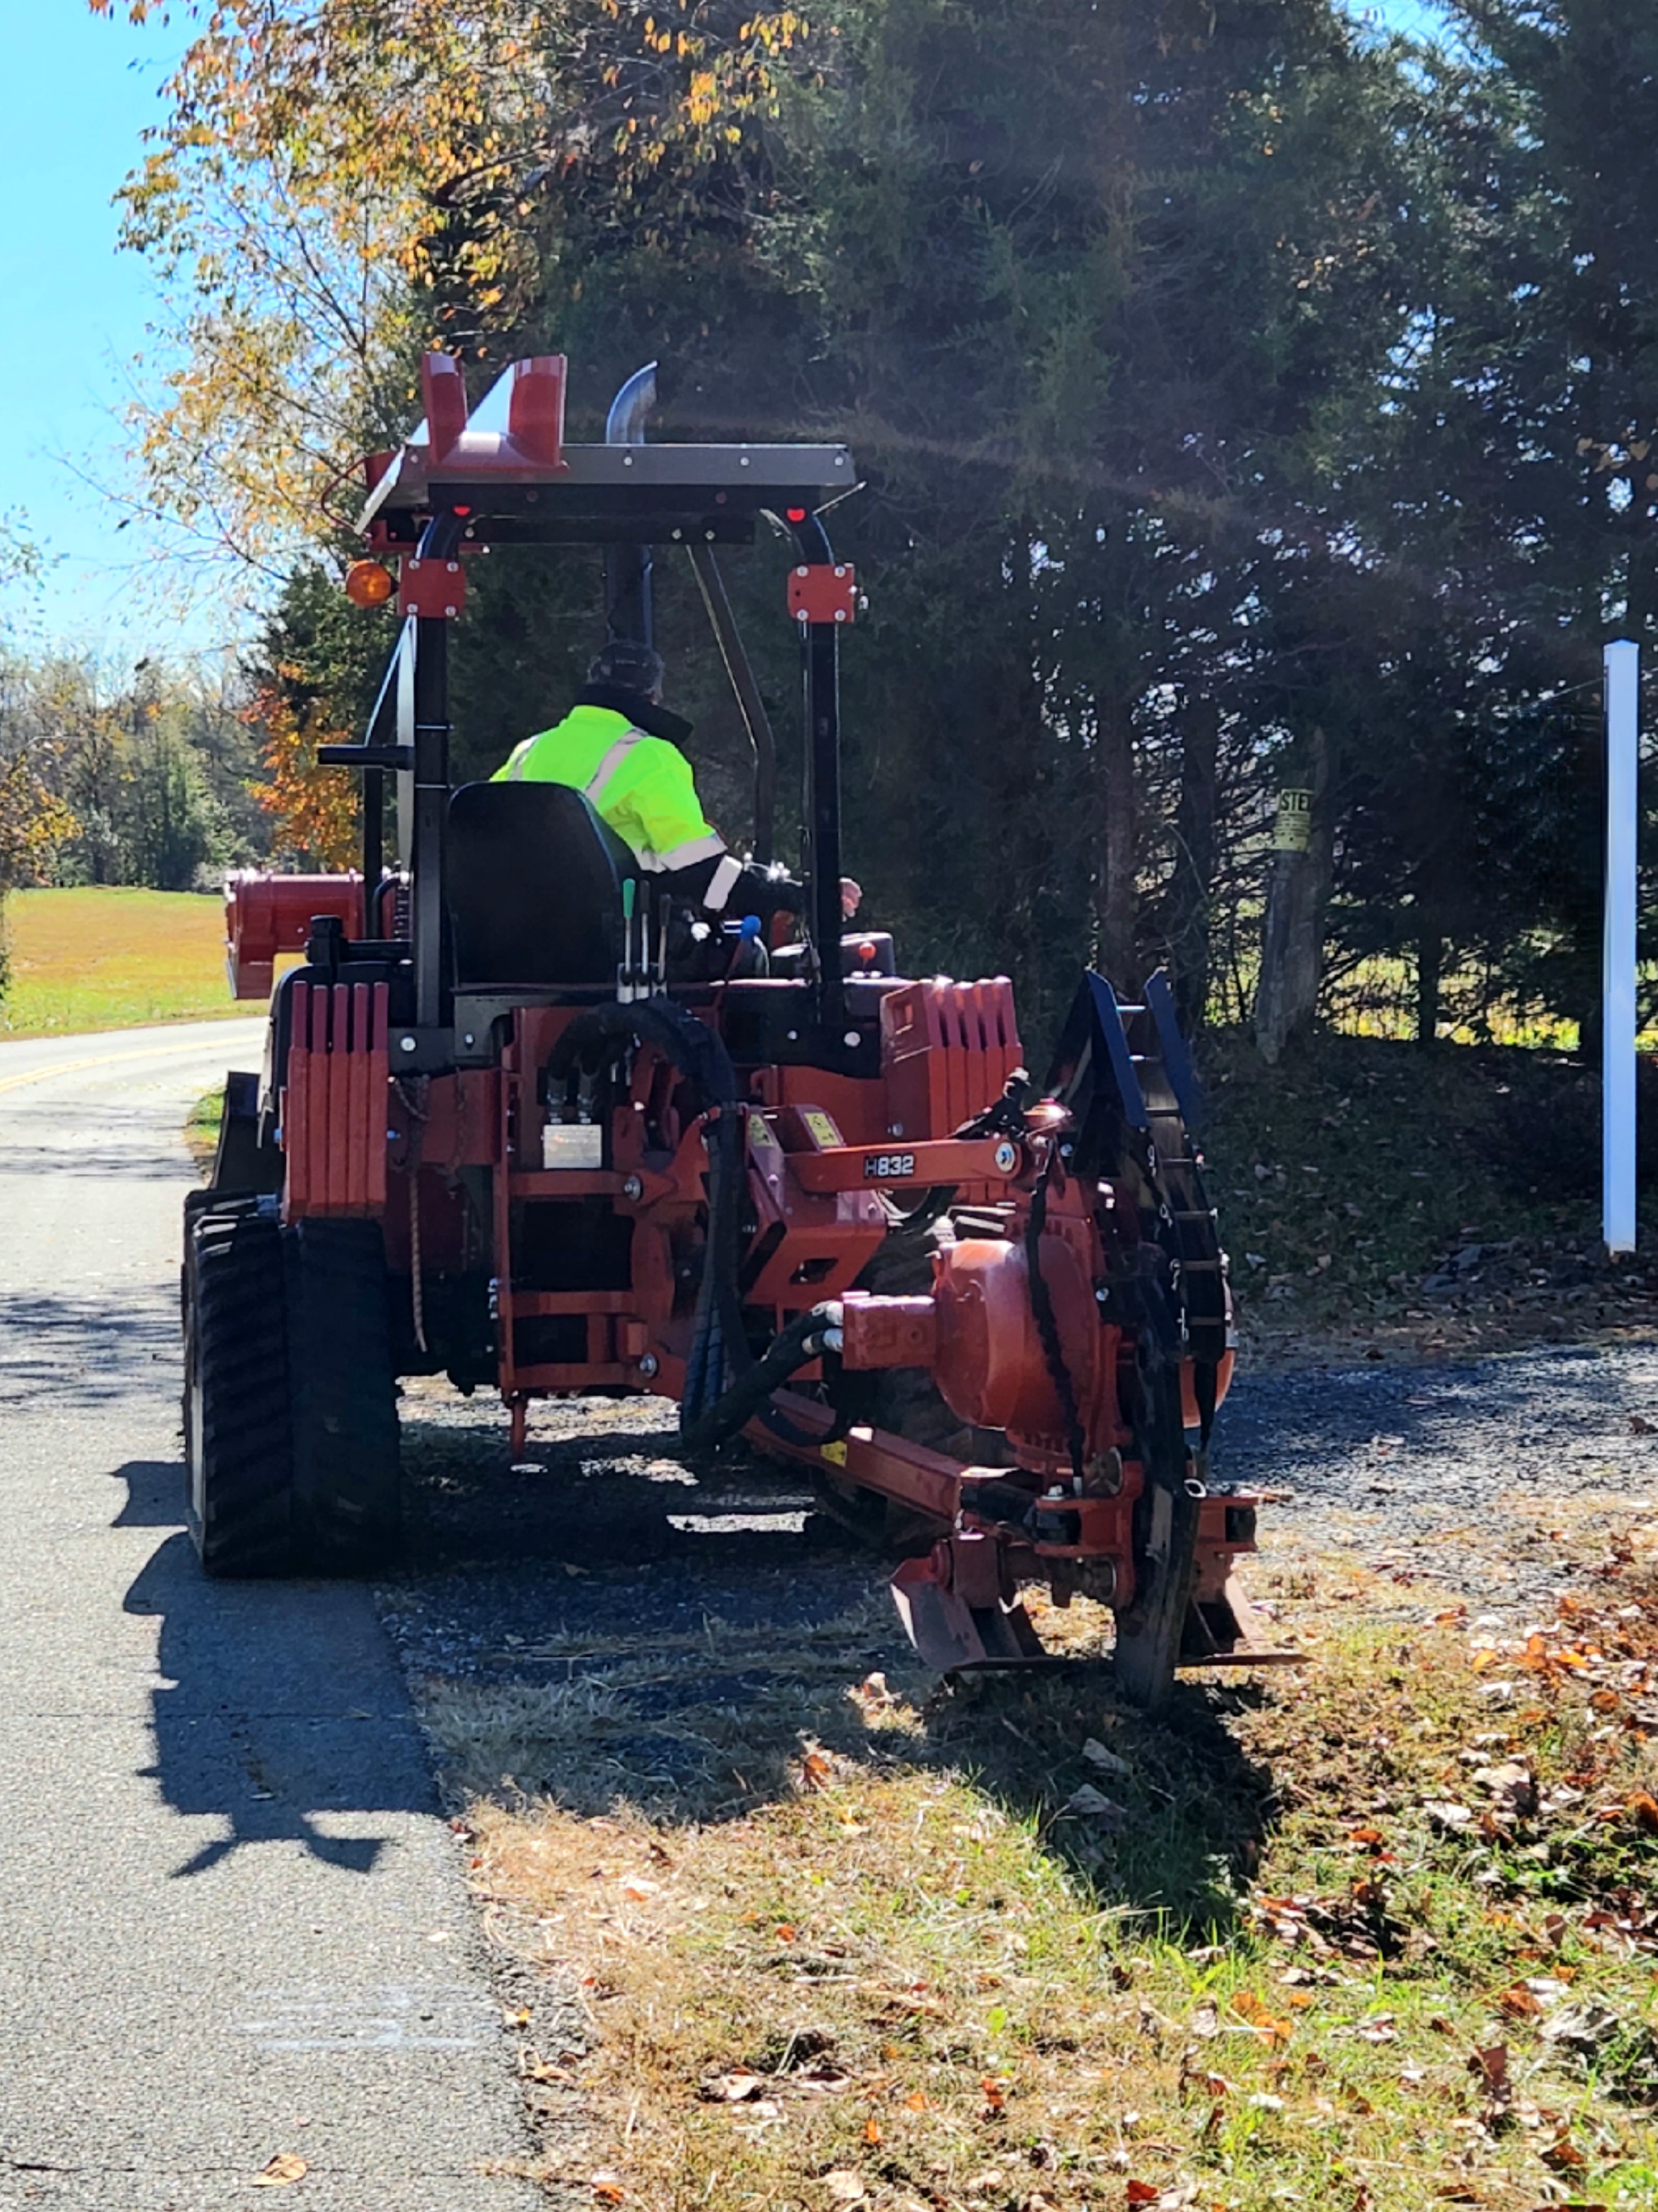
785, 507, 808, 523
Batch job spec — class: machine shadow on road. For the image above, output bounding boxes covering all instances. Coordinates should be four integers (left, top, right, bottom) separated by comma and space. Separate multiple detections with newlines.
394, 1409, 1279, 1938
113, 1458, 444, 1880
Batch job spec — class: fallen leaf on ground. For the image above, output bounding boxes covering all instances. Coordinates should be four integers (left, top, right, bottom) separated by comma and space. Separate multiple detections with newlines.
1541, 2001, 1621, 2051
1125, 2186, 1159, 2207
251, 2155, 308, 2188
1543, 2135, 1589, 2173
1083, 1737, 1132, 1776
1472, 1760, 1537, 1813
1467, 2043, 1509, 2099
1064, 1784, 1127, 1828
591, 2176, 627, 2205
823, 2173, 866, 2204
701, 2070, 767, 2103
1497, 1985, 1543, 2019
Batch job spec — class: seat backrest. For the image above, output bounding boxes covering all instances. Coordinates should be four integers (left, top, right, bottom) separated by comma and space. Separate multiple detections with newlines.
446, 781, 638, 990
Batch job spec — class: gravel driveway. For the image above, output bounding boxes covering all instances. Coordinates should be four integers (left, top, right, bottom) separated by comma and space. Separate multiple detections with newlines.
1219, 1342, 1658, 1627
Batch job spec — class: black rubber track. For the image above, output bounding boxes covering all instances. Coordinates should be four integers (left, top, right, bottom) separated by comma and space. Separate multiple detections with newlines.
285, 1218, 402, 1572
184, 1201, 296, 1576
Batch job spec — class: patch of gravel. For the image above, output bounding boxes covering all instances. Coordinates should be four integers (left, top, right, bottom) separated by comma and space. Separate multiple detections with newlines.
1215, 1340, 1658, 1626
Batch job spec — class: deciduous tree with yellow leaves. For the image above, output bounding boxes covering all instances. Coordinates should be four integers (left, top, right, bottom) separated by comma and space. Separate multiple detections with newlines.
90, 0, 810, 572
249, 677, 360, 871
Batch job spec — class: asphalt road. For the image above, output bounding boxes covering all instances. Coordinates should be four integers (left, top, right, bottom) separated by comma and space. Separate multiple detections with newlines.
0, 1021, 537, 2210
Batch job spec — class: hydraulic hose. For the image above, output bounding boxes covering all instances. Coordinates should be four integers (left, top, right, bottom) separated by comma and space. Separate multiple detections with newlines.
678, 1301, 843, 1455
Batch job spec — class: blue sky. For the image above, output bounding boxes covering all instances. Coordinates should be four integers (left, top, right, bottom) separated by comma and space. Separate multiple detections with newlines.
3, 0, 1446, 664
1, 2, 189, 660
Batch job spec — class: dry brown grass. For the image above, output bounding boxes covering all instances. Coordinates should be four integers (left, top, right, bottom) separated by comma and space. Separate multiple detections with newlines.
429, 1530, 1658, 2212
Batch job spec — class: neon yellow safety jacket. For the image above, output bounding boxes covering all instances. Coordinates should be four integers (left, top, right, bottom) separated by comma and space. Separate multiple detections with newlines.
493, 703, 739, 900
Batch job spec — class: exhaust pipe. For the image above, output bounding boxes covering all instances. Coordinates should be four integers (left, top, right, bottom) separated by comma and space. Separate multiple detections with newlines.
605, 362, 658, 647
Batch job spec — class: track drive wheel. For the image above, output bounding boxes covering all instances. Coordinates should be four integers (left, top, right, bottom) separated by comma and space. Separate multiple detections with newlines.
284, 1218, 402, 1573
1112, 1361, 1201, 1710
184, 1198, 295, 1576
183, 1204, 401, 1576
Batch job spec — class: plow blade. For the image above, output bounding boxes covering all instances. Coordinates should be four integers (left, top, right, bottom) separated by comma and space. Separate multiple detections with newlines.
1182, 1571, 1305, 1669
890, 1549, 1047, 1670
889, 1547, 1304, 1684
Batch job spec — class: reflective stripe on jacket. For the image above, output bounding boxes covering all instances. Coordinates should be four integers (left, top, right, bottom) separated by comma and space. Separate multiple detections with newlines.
491, 703, 727, 874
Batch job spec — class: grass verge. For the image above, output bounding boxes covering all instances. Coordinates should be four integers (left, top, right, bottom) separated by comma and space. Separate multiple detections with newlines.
185, 1086, 224, 1173
434, 1532, 1658, 2212
0, 885, 239, 1036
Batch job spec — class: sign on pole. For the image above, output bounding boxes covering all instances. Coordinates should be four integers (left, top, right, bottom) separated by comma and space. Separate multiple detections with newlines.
1603, 640, 1638, 1256
1273, 787, 1313, 853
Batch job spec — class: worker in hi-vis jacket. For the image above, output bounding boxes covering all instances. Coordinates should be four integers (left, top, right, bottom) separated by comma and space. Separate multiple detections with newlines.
493, 638, 827, 924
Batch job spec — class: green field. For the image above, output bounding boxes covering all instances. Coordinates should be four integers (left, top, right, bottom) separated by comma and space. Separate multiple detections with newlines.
0, 886, 244, 1038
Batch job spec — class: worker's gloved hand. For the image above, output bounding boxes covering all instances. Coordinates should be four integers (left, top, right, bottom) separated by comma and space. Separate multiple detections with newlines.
734, 859, 804, 921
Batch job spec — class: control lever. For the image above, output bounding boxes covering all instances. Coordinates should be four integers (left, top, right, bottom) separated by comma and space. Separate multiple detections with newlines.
618, 878, 638, 1003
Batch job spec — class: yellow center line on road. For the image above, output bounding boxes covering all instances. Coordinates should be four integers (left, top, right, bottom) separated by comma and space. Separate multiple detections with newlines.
0, 1036, 248, 1097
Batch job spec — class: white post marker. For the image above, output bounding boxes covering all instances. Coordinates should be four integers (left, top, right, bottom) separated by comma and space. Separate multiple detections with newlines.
1603, 639, 1639, 1255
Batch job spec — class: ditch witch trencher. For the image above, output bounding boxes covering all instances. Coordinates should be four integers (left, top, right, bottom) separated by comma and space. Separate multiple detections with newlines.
186, 350, 1283, 1703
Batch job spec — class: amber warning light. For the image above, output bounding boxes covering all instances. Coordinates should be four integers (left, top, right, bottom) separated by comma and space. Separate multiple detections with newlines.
344, 560, 395, 609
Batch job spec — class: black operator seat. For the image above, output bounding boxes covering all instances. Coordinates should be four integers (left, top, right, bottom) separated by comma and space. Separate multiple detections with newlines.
446, 781, 640, 990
